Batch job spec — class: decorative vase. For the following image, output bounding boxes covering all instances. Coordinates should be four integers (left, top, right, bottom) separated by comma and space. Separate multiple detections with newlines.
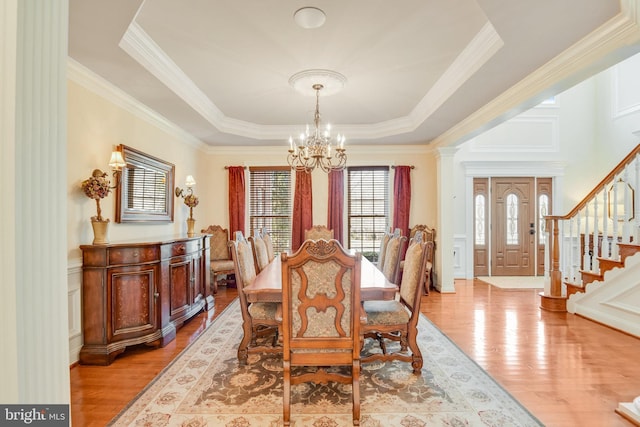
187, 218, 196, 237
91, 219, 109, 244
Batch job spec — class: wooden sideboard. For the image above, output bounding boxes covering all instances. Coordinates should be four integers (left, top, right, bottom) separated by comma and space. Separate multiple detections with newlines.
79, 234, 213, 365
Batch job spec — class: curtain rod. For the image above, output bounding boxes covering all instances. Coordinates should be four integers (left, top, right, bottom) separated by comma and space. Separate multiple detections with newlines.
391, 165, 415, 169
224, 166, 247, 169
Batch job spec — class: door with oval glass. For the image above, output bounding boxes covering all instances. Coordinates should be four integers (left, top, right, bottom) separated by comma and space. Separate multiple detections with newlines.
491, 177, 536, 276
473, 177, 552, 277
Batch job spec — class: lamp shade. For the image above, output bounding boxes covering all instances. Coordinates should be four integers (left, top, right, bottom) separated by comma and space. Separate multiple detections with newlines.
185, 175, 196, 187
108, 150, 126, 169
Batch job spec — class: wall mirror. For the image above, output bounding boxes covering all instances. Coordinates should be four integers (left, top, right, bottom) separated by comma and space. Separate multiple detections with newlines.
115, 145, 175, 223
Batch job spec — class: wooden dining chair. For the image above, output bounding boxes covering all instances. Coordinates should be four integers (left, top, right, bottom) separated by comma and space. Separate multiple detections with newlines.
361, 240, 431, 374
261, 227, 276, 262
201, 225, 235, 293
248, 229, 270, 273
304, 225, 334, 241
381, 233, 407, 284
281, 239, 362, 426
398, 229, 425, 286
229, 231, 281, 364
410, 224, 437, 293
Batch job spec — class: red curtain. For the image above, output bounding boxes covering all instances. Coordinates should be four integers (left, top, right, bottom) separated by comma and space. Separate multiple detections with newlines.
392, 166, 412, 239
327, 169, 344, 245
291, 170, 313, 251
228, 166, 245, 237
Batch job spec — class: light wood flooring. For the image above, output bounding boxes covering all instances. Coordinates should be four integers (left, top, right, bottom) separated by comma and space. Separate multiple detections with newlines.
70, 279, 640, 426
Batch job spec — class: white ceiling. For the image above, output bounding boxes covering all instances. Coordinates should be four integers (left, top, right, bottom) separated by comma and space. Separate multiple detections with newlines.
68, 0, 640, 148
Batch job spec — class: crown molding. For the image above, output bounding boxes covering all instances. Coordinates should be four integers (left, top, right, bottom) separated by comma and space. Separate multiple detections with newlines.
67, 58, 207, 152
432, 0, 640, 149
411, 22, 504, 127
118, 17, 503, 142
203, 143, 433, 157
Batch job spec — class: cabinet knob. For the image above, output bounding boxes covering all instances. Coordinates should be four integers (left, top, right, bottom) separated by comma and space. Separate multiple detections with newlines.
154, 292, 160, 298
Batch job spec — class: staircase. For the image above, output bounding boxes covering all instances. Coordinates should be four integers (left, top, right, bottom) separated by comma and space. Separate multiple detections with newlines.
540, 144, 640, 338
565, 242, 640, 296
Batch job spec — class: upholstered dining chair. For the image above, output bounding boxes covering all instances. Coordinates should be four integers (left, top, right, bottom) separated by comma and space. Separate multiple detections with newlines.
201, 225, 235, 293
229, 232, 281, 364
361, 240, 431, 374
381, 233, 407, 285
248, 229, 270, 273
409, 224, 437, 294
261, 227, 276, 262
281, 239, 363, 426
398, 229, 425, 286
304, 225, 334, 241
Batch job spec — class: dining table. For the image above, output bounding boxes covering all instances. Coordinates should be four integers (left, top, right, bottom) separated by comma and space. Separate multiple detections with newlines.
243, 252, 398, 303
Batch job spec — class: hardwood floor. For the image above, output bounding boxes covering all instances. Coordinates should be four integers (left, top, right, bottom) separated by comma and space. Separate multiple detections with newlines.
69, 280, 639, 426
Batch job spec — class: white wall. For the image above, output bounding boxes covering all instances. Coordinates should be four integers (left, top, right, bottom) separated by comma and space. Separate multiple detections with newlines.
451, 52, 640, 278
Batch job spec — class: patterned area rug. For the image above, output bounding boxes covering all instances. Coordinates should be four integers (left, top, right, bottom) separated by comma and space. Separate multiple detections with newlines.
109, 300, 543, 427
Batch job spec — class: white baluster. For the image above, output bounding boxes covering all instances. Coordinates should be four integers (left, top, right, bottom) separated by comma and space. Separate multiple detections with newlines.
583, 205, 591, 273
635, 155, 640, 244
612, 175, 620, 260
623, 168, 631, 243
593, 196, 600, 273
602, 184, 609, 259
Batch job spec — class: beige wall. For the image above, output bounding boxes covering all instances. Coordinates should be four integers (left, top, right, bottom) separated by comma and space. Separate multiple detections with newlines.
67, 80, 209, 260
200, 145, 437, 240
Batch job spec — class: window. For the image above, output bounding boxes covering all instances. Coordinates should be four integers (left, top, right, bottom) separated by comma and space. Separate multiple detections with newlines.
347, 166, 389, 262
475, 194, 486, 245
249, 167, 291, 253
506, 193, 519, 245
538, 194, 549, 245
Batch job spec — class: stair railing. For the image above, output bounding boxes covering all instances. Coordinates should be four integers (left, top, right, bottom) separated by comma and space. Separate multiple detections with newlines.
544, 144, 640, 299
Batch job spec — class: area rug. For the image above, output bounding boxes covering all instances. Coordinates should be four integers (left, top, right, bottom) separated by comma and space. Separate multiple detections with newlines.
109, 299, 544, 427
477, 276, 545, 289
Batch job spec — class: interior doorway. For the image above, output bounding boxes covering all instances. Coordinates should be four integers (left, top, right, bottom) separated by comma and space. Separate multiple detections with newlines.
473, 177, 552, 277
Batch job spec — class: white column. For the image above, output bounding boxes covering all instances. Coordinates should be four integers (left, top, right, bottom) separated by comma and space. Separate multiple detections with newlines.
1, 0, 70, 404
0, 0, 19, 403
435, 147, 458, 293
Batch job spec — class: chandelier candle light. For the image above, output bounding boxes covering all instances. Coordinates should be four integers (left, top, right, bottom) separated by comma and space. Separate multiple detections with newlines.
287, 83, 347, 173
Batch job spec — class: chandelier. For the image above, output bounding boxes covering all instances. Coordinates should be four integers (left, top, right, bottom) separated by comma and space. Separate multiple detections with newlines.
287, 83, 346, 173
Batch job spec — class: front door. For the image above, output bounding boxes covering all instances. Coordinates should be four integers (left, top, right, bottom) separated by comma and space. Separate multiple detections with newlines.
491, 177, 536, 276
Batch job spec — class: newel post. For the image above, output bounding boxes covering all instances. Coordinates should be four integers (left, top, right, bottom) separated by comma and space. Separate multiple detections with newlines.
540, 217, 567, 311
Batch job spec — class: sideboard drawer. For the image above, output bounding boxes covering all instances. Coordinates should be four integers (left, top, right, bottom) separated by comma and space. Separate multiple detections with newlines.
170, 240, 200, 256
109, 247, 159, 265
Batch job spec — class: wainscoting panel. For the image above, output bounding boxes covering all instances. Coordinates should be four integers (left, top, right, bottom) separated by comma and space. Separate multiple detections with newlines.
68, 260, 83, 364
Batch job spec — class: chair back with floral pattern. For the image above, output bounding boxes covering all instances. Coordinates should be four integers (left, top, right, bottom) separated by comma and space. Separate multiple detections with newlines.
249, 230, 270, 272
399, 241, 429, 313
201, 225, 236, 292
381, 234, 407, 284
280, 239, 362, 425
304, 225, 334, 241
261, 227, 276, 262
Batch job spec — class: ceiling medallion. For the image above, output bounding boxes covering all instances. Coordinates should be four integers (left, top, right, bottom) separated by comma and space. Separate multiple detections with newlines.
288, 69, 347, 97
